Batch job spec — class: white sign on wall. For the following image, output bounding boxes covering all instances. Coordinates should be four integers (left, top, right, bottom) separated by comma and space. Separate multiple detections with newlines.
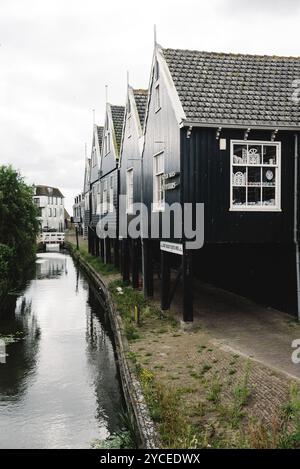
160, 241, 183, 255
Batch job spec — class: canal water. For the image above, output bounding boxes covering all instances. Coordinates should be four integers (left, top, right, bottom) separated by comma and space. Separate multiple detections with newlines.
0, 252, 124, 449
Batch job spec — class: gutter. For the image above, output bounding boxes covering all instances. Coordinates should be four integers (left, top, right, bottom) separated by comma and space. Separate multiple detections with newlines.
180, 120, 300, 132
294, 133, 300, 321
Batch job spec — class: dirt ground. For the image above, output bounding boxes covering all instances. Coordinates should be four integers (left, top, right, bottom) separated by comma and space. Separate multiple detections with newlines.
129, 307, 299, 447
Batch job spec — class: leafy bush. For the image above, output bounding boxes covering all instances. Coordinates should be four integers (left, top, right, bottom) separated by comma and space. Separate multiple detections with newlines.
0, 165, 39, 296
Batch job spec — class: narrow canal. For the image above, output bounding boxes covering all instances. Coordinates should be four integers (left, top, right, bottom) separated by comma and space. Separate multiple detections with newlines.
0, 252, 124, 449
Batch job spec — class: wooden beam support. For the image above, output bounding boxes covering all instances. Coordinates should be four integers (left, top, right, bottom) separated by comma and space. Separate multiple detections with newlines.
114, 239, 119, 268
105, 237, 111, 264
182, 252, 193, 322
142, 239, 153, 297
95, 234, 100, 257
131, 240, 139, 289
100, 239, 105, 262
122, 239, 130, 283
161, 250, 171, 310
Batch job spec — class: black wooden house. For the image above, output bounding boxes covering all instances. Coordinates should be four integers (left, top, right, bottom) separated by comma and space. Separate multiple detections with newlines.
119, 85, 148, 286
141, 44, 300, 321
90, 103, 125, 265
88, 124, 103, 255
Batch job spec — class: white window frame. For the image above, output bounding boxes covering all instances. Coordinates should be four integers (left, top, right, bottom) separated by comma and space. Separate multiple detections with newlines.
104, 130, 110, 155
127, 114, 132, 138
103, 180, 108, 214
153, 150, 165, 212
230, 140, 281, 212
92, 185, 97, 214
92, 146, 97, 167
96, 183, 101, 215
155, 83, 161, 112
109, 175, 114, 212
126, 167, 134, 214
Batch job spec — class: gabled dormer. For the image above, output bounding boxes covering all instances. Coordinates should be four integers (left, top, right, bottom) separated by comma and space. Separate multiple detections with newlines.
83, 157, 91, 195
100, 103, 125, 177
142, 44, 184, 215
90, 125, 103, 184
119, 86, 148, 214
120, 86, 148, 157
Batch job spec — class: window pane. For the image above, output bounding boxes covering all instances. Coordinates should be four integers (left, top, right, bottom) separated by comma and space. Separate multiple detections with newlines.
262, 187, 276, 206
247, 145, 261, 165
233, 187, 246, 206
232, 167, 246, 186
262, 167, 276, 186
248, 167, 261, 186
263, 145, 277, 165
155, 153, 164, 174
233, 144, 247, 164
248, 187, 261, 206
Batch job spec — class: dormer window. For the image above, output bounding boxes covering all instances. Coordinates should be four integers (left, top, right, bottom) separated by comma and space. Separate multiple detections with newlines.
92, 147, 97, 167
104, 130, 110, 155
155, 59, 159, 81
127, 113, 132, 138
155, 83, 161, 112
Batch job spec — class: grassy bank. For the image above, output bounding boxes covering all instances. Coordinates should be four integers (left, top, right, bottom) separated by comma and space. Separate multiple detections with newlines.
68, 242, 300, 449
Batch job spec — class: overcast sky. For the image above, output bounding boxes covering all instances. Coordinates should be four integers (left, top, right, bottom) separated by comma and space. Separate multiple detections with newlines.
0, 0, 299, 214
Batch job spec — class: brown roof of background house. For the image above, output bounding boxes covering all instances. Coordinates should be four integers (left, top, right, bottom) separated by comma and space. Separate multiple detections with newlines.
34, 185, 64, 198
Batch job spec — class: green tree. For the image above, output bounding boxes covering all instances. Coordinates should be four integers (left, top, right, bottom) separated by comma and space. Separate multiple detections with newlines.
0, 165, 39, 297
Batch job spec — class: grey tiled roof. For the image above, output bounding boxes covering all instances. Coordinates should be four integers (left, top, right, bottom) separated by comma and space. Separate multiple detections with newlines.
96, 126, 103, 149
34, 185, 64, 198
162, 48, 300, 127
111, 105, 125, 152
133, 89, 148, 125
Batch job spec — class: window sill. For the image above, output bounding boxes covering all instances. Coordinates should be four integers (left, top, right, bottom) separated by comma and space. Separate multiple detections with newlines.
229, 207, 282, 212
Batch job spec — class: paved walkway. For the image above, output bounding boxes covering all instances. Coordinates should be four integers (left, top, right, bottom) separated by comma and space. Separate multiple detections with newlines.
167, 278, 300, 380
65, 230, 88, 250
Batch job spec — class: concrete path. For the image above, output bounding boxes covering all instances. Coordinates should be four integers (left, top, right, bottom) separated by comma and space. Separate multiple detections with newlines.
167, 279, 300, 381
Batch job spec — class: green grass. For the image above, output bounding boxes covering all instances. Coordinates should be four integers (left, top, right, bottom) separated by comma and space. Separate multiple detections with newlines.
108, 279, 178, 341
68, 242, 118, 276
207, 377, 222, 403
138, 367, 202, 448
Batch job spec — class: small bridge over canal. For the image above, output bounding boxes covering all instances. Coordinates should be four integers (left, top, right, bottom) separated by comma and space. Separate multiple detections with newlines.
39, 232, 65, 251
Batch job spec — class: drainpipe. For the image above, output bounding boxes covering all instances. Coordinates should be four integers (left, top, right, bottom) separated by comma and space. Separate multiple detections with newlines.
293, 133, 300, 320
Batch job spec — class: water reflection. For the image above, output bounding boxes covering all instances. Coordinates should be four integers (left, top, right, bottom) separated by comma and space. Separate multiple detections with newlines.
0, 296, 40, 400
0, 253, 123, 448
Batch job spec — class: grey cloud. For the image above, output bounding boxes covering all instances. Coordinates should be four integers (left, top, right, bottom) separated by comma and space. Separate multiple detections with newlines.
221, 0, 300, 16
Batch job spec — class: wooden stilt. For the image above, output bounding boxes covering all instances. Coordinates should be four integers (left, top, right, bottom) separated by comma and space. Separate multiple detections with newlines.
131, 239, 139, 289
122, 239, 130, 283
114, 239, 119, 268
182, 252, 193, 322
88, 226, 92, 254
142, 239, 153, 297
161, 250, 171, 310
100, 239, 105, 261
95, 234, 100, 257
105, 237, 111, 264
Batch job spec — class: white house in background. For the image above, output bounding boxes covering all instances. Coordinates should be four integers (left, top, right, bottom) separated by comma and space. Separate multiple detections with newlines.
72, 192, 84, 234
33, 185, 65, 231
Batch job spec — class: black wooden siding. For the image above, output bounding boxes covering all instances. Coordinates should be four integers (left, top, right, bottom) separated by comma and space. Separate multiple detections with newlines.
119, 100, 143, 232
142, 65, 181, 239
98, 168, 119, 238
181, 127, 298, 245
